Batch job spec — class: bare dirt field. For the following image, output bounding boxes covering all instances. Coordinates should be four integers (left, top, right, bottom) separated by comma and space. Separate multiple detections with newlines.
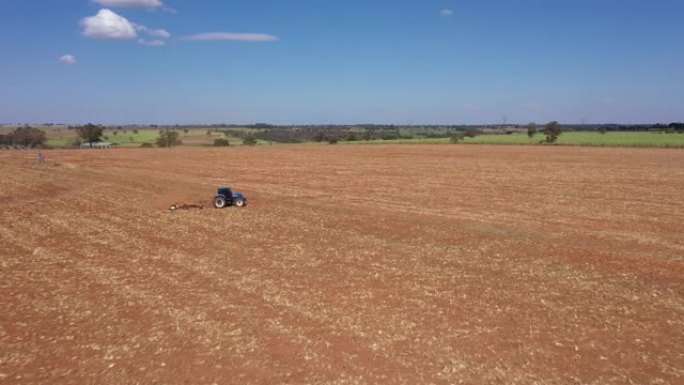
1, 145, 683, 385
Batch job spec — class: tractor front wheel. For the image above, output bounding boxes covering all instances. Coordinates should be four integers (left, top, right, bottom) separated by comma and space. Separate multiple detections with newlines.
214, 196, 227, 209
234, 198, 246, 207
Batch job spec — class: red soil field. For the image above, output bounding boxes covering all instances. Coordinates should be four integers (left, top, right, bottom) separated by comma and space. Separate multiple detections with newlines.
1, 145, 683, 384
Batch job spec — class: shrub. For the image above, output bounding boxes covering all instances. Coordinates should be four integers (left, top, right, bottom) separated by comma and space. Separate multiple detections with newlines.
242, 136, 257, 146
156, 131, 181, 147
464, 129, 479, 138
313, 132, 326, 142
8, 126, 47, 147
140, 142, 153, 148
449, 133, 465, 143
328, 138, 338, 144
213, 138, 230, 147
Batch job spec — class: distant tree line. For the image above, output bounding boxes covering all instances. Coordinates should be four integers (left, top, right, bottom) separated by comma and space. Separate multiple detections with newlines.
31, 121, 684, 134
562, 123, 684, 133
219, 126, 483, 144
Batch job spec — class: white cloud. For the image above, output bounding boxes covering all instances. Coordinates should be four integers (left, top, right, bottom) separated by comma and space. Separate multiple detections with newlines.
81, 9, 170, 44
81, 9, 137, 39
138, 39, 165, 46
135, 24, 171, 38
92, 0, 163, 8
59, 54, 77, 65
180, 32, 279, 42
440, 9, 454, 16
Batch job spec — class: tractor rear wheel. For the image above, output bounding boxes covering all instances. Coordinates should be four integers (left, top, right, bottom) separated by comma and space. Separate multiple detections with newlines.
234, 198, 245, 207
214, 196, 227, 208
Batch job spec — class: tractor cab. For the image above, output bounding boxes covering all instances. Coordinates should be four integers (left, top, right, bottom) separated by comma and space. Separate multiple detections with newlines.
214, 186, 247, 208
217, 186, 232, 198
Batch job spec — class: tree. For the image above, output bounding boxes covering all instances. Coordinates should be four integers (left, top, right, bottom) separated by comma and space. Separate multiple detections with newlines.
213, 138, 230, 147
526, 123, 537, 138
156, 130, 181, 147
449, 133, 465, 143
242, 136, 257, 146
669, 122, 683, 133
9, 126, 46, 147
183, 129, 189, 135
463, 129, 480, 138
77, 123, 103, 148
543, 121, 562, 143
313, 132, 326, 142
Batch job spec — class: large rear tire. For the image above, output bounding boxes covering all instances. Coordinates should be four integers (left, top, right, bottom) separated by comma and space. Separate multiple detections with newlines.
214, 196, 227, 209
234, 198, 245, 207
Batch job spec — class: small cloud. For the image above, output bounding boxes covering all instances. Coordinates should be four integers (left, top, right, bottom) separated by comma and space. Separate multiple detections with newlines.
81, 9, 137, 39
440, 9, 454, 17
521, 102, 540, 109
138, 39, 165, 46
59, 54, 77, 65
92, 0, 164, 8
136, 25, 171, 38
180, 32, 279, 42
150, 28, 170, 38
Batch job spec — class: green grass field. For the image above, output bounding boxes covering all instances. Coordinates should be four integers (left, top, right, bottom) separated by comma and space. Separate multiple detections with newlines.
461, 131, 684, 147
338, 131, 684, 147
44, 128, 250, 148
7, 125, 683, 148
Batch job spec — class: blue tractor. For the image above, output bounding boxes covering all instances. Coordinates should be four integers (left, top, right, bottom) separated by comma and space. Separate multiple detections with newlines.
213, 186, 247, 208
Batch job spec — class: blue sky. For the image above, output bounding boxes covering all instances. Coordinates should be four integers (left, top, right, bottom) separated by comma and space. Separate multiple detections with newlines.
1, 0, 682, 125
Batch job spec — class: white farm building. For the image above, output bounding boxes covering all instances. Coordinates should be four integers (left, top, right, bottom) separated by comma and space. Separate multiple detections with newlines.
80, 142, 113, 149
